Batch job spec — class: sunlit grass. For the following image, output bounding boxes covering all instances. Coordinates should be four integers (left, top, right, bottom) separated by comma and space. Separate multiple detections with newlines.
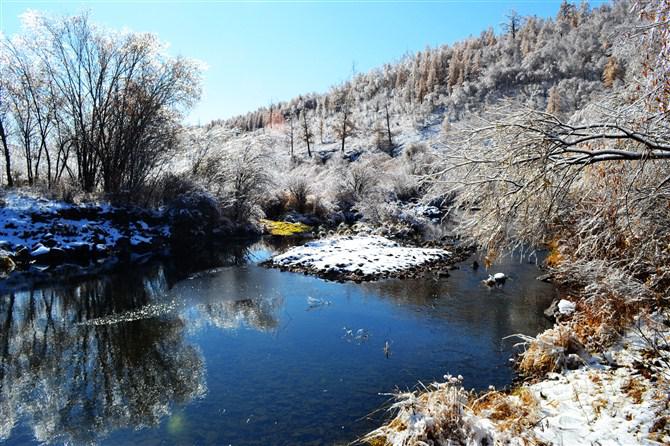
260, 219, 311, 236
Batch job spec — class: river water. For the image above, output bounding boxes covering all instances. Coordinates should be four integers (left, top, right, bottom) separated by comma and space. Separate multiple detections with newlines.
0, 239, 555, 445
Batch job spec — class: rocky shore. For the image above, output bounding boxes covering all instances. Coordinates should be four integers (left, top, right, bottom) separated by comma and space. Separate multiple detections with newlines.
0, 193, 168, 276
0, 191, 261, 280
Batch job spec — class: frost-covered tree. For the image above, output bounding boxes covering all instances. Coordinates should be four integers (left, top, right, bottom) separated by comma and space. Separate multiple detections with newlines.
1, 11, 201, 196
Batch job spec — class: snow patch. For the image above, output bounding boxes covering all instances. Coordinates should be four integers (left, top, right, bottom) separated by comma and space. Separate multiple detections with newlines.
271, 235, 450, 277
557, 299, 576, 315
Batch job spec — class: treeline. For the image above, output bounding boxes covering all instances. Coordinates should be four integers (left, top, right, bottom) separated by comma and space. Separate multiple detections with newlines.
0, 12, 201, 197
222, 0, 632, 134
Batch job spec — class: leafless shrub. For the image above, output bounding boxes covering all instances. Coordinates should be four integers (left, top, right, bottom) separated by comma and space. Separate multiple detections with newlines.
193, 147, 272, 222
286, 177, 311, 213
390, 172, 422, 202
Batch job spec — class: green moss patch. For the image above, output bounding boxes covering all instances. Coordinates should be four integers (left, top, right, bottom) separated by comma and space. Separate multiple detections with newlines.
261, 219, 312, 236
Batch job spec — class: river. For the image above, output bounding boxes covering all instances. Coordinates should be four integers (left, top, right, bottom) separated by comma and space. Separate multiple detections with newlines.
0, 238, 555, 445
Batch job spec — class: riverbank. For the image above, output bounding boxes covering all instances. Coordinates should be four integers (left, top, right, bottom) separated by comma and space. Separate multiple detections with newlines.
364, 310, 670, 445
0, 191, 267, 281
0, 192, 169, 274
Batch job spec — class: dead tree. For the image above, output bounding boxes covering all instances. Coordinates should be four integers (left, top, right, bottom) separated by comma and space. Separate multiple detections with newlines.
300, 108, 313, 158
335, 86, 355, 153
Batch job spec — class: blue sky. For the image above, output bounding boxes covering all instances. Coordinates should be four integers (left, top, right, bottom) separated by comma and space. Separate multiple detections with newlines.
0, 1, 607, 123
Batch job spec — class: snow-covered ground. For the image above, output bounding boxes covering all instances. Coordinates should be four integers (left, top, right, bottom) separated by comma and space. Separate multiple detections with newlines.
269, 235, 450, 280
367, 313, 670, 445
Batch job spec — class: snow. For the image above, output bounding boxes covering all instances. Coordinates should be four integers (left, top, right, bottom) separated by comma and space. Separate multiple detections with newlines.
557, 299, 576, 315
270, 235, 450, 277
30, 245, 50, 257
369, 314, 670, 445
0, 192, 168, 263
526, 314, 669, 445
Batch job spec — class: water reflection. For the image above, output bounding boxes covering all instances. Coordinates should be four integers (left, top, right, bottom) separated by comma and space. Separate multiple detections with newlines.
0, 266, 206, 445
0, 239, 556, 445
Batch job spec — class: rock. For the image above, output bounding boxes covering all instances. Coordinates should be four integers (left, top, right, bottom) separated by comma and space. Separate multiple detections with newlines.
0, 251, 16, 275
31, 244, 51, 257
564, 353, 583, 370
544, 298, 560, 321
42, 238, 58, 248
14, 246, 31, 263
536, 273, 553, 283
493, 272, 507, 283
66, 243, 92, 264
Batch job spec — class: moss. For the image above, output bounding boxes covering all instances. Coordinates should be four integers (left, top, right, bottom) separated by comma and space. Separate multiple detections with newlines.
261, 219, 311, 236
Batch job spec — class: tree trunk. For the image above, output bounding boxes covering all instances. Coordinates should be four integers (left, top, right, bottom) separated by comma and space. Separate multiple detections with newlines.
385, 103, 393, 149
0, 119, 13, 187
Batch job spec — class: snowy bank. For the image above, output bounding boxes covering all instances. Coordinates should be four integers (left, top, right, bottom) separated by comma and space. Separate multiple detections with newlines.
265, 235, 451, 281
0, 192, 169, 274
365, 313, 670, 445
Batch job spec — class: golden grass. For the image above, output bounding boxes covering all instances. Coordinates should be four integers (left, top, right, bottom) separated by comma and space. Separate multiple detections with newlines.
546, 238, 563, 267
518, 327, 572, 378
471, 388, 540, 435
260, 219, 311, 236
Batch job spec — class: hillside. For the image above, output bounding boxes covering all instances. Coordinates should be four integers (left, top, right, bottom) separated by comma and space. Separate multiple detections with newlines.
175, 0, 638, 237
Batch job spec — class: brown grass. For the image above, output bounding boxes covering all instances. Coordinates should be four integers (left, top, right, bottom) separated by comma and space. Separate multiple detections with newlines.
471, 387, 540, 435
621, 377, 646, 404
570, 293, 640, 350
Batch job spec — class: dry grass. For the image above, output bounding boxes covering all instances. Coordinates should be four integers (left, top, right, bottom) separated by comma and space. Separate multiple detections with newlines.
621, 377, 646, 404
471, 387, 540, 435
517, 326, 577, 379
545, 239, 564, 267
362, 376, 487, 446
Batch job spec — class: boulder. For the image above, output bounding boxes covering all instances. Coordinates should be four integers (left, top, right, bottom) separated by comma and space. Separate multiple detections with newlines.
544, 298, 560, 321
65, 243, 93, 264
0, 250, 16, 275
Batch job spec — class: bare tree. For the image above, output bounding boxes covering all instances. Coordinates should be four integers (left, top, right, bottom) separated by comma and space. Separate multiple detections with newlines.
502, 10, 522, 40
0, 75, 14, 187
428, 100, 670, 261
335, 86, 355, 153
299, 107, 313, 158
283, 108, 296, 158
5, 12, 202, 196
220, 148, 273, 221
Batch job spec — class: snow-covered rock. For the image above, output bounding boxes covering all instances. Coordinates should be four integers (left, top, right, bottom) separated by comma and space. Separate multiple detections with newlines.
0, 192, 168, 269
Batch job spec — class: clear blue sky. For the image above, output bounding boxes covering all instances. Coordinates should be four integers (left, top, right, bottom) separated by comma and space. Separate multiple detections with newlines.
0, 0, 608, 123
